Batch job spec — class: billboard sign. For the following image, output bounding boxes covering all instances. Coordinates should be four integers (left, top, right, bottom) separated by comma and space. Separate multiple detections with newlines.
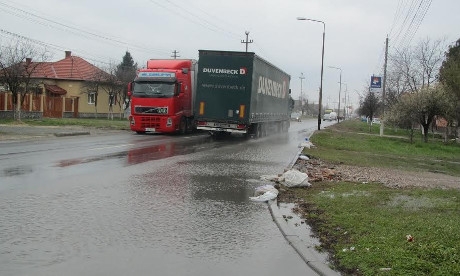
370, 76, 382, 93
370, 76, 382, 88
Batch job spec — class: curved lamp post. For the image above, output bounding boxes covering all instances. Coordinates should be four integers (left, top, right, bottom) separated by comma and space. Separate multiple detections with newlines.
296, 17, 325, 130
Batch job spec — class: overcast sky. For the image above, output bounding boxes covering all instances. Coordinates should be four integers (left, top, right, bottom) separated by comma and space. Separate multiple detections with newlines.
1, 0, 458, 109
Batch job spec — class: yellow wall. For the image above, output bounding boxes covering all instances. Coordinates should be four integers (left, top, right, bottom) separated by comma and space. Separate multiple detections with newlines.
45, 80, 123, 114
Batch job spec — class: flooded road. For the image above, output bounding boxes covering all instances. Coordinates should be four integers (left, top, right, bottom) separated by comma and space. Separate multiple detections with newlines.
0, 120, 330, 275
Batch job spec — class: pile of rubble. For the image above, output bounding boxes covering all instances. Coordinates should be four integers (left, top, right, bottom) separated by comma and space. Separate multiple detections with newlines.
292, 156, 343, 183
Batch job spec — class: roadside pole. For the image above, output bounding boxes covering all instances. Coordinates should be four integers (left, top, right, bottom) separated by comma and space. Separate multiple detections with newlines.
380, 36, 389, 137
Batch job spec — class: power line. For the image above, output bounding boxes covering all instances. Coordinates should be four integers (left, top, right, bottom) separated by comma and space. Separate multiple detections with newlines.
173, 0, 242, 38
388, 0, 404, 38
0, 1, 171, 56
391, 0, 419, 44
162, 0, 240, 39
390, 0, 432, 51
397, 0, 432, 50
0, 28, 115, 66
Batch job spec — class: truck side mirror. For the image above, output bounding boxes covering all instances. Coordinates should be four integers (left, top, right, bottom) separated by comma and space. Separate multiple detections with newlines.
289, 88, 291, 94
127, 82, 133, 97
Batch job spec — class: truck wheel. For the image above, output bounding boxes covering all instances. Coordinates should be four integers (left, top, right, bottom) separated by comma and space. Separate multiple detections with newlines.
179, 117, 187, 134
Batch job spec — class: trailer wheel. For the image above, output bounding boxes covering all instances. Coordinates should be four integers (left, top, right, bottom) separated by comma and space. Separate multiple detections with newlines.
262, 123, 267, 137
256, 124, 262, 138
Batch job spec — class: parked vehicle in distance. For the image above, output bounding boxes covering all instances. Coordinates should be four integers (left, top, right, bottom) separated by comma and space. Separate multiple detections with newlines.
127, 59, 197, 134
372, 117, 381, 124
290, 112, 302, 122
323, 111, 337, 121
194, 50, 291, 138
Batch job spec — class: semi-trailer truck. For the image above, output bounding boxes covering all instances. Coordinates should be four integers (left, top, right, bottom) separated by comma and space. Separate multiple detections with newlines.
128, 59, 197, 134
194, 50, 291, 137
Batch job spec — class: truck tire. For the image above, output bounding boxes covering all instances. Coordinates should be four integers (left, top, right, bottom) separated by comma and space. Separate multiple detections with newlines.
262, 123, 267, 137
276, 122, 282, 133
256, 124, 263, 138
179, 117, 187, 134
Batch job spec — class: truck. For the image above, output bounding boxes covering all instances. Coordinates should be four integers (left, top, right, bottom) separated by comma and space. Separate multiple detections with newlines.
127, 59, 197, 134
194, 50, 291, 137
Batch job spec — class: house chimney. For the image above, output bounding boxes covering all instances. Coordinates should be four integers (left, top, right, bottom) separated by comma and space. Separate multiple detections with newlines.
65, 51, 71, 58
26, 58, 32, 65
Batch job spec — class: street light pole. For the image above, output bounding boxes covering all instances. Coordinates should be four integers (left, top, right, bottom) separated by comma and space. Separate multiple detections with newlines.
297, 17, 325, 130
299, 73, 305, 115
342, 83, 348, 119
328, 66, 342, 122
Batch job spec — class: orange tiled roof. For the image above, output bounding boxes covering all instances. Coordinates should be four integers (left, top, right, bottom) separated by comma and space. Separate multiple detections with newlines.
44, 84, 67, 95
30, 52, 109, 81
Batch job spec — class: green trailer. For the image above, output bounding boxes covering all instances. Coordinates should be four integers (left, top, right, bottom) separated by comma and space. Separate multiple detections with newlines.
195, 50, 291, 137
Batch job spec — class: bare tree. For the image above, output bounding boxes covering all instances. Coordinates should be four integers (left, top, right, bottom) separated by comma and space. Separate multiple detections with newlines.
99, 63, 123, 119
389, 37, 446, 93
0, 38, 49, 120
80, 69, 112, 116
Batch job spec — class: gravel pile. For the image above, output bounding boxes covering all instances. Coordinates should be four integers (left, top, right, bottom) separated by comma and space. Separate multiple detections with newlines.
292, 157, 460, 190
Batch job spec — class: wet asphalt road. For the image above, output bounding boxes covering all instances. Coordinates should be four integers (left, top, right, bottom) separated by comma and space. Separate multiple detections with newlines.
0, 120, 335, 275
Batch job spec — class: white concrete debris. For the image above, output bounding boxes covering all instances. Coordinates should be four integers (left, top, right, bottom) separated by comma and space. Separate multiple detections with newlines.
299, 155, 310, 160
249, 184, 279, 202
280, 169, 311, 187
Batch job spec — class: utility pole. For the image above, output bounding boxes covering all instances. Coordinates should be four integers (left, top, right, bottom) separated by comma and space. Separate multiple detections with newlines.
171, 50, 180, 59
241, 31, 253, 52
299, 73, 305, 115
380, 36, 389, 136
343, 83, 348, 119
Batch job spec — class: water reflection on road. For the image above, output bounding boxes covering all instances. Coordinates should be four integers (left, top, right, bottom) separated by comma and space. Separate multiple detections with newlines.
0, 122, 320, 275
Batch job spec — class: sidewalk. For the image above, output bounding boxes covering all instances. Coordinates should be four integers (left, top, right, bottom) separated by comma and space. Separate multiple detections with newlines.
0, 124, 113, 141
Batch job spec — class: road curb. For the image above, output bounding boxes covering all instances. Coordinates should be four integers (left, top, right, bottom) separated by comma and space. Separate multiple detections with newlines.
268, 201, 339, 275
54, 131, 91, 137
268, 129, 340, 275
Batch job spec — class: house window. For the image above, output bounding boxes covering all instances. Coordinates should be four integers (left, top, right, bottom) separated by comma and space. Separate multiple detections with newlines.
88, 92, 96, 104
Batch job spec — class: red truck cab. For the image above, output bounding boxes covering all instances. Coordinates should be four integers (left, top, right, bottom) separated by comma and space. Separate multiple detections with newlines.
128, 59, 197, 134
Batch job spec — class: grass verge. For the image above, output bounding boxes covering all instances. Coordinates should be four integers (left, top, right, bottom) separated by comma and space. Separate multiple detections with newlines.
292, 182, 460, 275
288, 120, 460, 275
0, 118, 130, 130
307, 120, 460, 176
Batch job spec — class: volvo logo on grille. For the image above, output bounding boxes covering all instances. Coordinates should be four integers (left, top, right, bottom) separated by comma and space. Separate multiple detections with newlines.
135, 106, 168, 114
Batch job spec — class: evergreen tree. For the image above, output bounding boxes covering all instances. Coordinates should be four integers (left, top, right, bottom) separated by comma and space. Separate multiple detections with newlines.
439, 39, 460, 100
439, 39, 460, 139
115, 51, 138, 109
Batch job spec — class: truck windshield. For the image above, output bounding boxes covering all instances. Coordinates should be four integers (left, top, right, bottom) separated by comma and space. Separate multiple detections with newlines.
133, 82, 175, 98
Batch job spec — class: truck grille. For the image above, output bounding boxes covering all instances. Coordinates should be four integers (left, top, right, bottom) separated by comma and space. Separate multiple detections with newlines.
140, 116, 161, 128
134, 106, 168, 114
